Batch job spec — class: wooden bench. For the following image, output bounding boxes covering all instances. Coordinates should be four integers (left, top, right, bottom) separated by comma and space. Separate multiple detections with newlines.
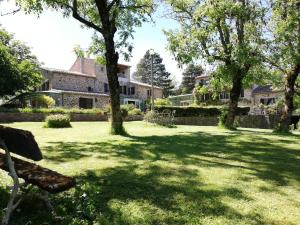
0, 125, 76, 225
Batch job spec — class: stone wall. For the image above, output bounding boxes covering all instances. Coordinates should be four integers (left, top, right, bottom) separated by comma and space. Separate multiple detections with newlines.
131, 83, 163, 101
62, 93, 110, 108
173, 115, 281, 129
52, 73, 100, 93
236, 115, 281, 129
174, 116, 219, 126
0, 113, 142, 123
0, 112, 107, 122
0, 113, 287, 129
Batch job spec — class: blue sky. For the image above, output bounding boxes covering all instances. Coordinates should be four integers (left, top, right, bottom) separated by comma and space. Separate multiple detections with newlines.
0, 1, 183, 83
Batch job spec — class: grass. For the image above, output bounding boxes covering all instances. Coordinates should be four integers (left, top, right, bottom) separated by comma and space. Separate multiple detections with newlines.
0, 122, 299, 225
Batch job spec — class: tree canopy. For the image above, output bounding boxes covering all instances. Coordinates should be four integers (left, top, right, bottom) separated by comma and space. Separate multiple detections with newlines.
17, 0, 155, 135
133, 50, 174, 96
180, 64, 203, 94
0, 27, 42, 98
265, 0, 300, 131
165, 0, 267, 128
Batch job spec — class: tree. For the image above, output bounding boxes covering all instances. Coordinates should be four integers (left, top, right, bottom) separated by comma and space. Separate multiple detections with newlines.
133, 50, 174, 96
180, 64, 203, 94
295, 77, 300, 109
266, 0, 300, 132
17, 0, 154, 135
0, 27, 42, 98
165, 0, 266, 129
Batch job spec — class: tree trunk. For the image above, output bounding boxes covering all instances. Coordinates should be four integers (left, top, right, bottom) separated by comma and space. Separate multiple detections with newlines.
278, 67, 299, 132
225, 74, 243, 129
104, 34, 125, 135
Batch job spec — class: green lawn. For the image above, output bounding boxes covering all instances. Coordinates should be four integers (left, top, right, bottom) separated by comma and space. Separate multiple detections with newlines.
0, 122, 299, 225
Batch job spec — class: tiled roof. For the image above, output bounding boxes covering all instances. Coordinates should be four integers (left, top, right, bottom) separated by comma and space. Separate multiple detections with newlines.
252, 85, 283, 94
42, 67, 96, 78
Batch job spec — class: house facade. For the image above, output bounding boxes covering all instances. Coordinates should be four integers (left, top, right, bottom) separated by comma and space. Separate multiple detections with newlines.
169, 74, 284, 110
38, 58, 163, 109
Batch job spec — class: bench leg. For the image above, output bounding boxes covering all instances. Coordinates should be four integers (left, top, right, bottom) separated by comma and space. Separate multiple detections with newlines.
39, 191, 64, 221
0, 140, 21, 225
40, 191, 54, 212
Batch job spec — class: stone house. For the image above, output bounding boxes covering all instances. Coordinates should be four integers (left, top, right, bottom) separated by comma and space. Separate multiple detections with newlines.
169, 74, 284, 109
37, 58, 163, 109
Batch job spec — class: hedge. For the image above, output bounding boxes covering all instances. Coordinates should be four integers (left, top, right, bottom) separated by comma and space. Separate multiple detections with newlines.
0, 107, 104, 114
154, 106, 250, 117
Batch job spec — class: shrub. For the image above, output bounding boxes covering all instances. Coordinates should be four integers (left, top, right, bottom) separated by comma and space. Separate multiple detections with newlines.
154, 98, 171, 106
44, 114, 72, 128
32, 95, 55, 108
120, 105, 129, 118
128, 108, 142, 116
121, 104, 136, 112
218, 108, 239, 130
144, 110, 175, 127
218, 108, 228, 128
105, 104, 142, 118
144, 111, 157, 123
154, 106, 250, 117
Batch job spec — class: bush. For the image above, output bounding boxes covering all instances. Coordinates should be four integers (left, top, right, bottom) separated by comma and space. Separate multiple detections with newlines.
154, 98, 171, 106
121, 104, 136, 114
144, 110, 175, 127
144, 111, 157, 123
154, 106, 250, 117
44, 114, 72, 128
120, 105, 129, 118
32, 95, 55, 108
128, 108, 142, 116
218, 108, 239, 129
106, 104, 142, 118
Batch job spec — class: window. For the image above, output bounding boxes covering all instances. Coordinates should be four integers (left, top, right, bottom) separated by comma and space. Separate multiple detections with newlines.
79, 98, 93, 109
100, 67, 104, 72
41, 80, 50, 91
260, 98, 275, 105
147, 89, 152, 97
220, 92, 230, 100
123, 86, 127, 95
130, 87, 135, 95
87, 86, 93, 92
104, 83, 109, 93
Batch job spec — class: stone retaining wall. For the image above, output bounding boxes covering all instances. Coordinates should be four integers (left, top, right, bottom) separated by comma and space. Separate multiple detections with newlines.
0, 112, 285, 129
0, 112, 143, 123
174, 115, 281, 129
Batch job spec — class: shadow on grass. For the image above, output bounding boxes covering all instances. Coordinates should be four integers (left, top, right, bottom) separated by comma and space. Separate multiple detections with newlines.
43, 130, 300, 186
2, 130, 299, 224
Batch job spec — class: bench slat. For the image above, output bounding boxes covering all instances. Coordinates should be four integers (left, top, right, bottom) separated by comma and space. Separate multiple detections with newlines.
0, 125, 43, 161
0, 153, 75, 194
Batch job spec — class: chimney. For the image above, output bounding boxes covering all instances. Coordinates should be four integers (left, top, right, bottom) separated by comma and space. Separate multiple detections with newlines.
80, 58, 84, 73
